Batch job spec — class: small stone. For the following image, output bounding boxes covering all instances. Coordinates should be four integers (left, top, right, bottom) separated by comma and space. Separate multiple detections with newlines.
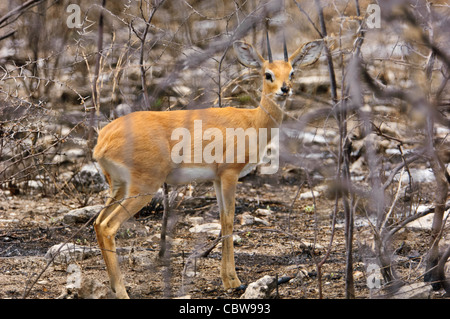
189, 223, 221, 236
45, 243, 100, 264
63, 205, 103, 224
389, 283, 432, 299
72, 162, 108, 193
240, 275, 277, 299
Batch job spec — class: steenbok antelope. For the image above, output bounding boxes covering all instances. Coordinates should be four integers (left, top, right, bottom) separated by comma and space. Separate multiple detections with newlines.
93, 34, 323, 298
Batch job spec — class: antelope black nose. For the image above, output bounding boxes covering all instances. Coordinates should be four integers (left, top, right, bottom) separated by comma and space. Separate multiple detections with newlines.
281, 84, 289, 94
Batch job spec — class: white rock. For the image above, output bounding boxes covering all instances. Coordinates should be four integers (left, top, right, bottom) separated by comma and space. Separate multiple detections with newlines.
189, 223, 221, 236
77, 278, 113, 299
390, 283, 432, 299
255, 208, 272, 217
187, 216, 204, 225
299, 190, 320, 200
45, 243, 100, 264
239, 213, 269, 226
73, 162, 108, 192
63, 205, 103, 224
283, 128, 327, 144
188, 222, 241, 243
395, 168, 435, 184
254, 217, 269, 226
407, 207, 449, 230
240, 275, 277, 299
65, 148, 85, 161
115, 103, 132, 117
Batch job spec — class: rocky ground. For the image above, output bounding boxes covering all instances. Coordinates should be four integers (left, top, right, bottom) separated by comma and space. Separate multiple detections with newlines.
0, 163, 448, 299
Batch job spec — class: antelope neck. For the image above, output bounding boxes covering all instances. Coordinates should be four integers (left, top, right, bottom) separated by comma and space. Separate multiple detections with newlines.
257, 93, 285, 128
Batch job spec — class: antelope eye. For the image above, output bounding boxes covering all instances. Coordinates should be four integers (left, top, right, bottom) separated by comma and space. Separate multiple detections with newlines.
289, 71, 294, 80
265, 72, 273, 82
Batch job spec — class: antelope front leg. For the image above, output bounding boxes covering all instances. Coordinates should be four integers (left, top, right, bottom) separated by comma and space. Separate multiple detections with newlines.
217, 172, 242, 289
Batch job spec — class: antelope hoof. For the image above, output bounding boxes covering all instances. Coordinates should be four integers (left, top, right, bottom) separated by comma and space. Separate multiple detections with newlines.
112, 285, 130, 299
222, 276, 242, 290
115, 289, 130, 299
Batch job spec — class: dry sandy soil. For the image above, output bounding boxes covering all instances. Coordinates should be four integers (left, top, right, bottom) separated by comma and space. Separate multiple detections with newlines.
0, 171, 446, 300
1, 0, 449, 304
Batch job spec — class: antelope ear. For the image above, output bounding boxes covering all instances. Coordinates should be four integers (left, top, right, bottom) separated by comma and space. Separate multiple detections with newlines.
233, 41, 265, 68
289, 40, 323, 68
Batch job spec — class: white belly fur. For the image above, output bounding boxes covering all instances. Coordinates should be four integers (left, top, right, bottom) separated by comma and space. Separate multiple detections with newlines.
166, 167, 217, 185
166, 162, 259, 184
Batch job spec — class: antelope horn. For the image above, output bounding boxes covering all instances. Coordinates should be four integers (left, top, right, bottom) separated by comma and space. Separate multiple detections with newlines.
266, 30, 273, 63
283, 32, 289, 62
